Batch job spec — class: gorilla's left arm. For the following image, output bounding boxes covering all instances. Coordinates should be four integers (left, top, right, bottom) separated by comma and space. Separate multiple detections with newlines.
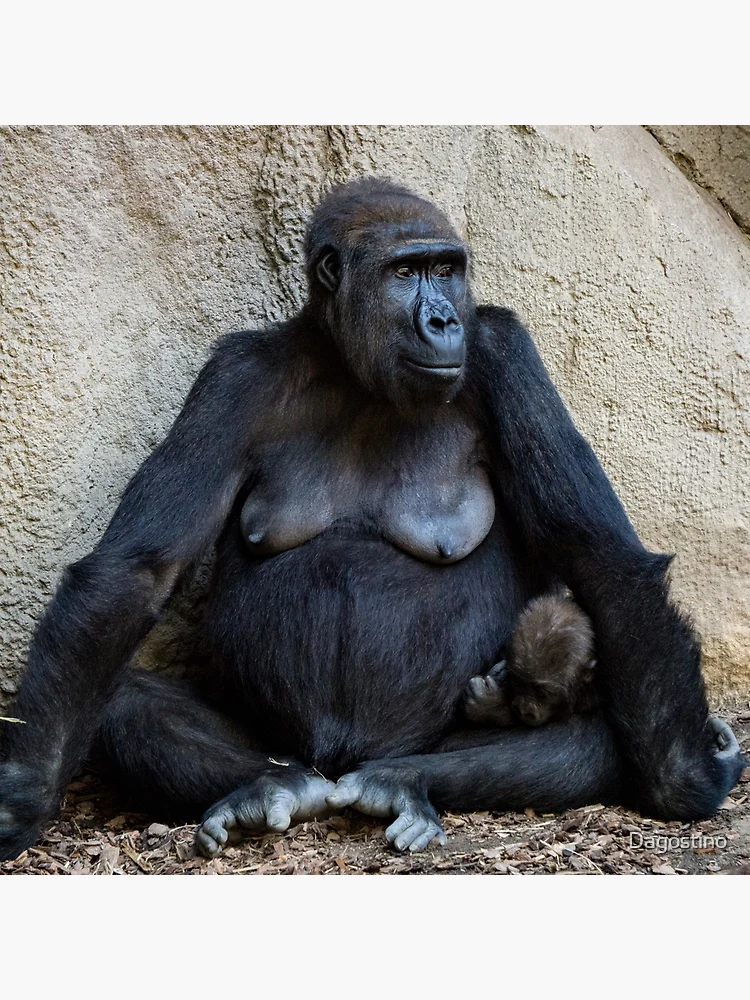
471, 306, 742, 816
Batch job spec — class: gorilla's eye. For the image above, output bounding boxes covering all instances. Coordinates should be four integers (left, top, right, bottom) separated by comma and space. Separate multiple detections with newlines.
395, 266, 414, 278
436, 265, 454, 278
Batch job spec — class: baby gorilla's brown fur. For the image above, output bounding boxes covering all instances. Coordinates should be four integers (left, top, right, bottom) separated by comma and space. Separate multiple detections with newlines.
463, 593, 597, 727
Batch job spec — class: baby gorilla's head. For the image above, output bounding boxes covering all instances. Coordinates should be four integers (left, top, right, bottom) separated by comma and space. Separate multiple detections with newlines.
507, 594, 597, 726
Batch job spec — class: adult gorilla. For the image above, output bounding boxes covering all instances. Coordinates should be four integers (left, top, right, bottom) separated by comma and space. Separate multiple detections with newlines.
0, 178, 742, 859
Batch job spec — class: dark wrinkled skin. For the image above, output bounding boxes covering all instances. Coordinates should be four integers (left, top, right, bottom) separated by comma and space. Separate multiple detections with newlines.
1, 178, 743, 861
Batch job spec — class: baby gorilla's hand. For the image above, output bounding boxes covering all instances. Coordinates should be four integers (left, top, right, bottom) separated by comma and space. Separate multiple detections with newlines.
327, 764, 446, 852
462, 660, 514, 725
195, 770, 336, 858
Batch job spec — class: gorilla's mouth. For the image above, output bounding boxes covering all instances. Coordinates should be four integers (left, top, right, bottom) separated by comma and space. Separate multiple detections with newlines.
403, 359, 464, 380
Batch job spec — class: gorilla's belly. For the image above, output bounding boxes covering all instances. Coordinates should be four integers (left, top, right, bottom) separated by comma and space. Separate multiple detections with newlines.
206, 524, 526, 772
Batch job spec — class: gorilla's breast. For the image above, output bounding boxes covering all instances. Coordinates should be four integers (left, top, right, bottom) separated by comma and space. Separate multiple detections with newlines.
240, 403, 495, 565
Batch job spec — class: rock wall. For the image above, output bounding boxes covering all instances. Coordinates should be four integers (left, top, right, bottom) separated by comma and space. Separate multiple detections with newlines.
1, 125, 749, 703
647, 126, 750, 236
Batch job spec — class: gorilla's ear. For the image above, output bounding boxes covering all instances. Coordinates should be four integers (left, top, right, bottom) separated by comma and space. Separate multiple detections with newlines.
316, 247, 340, 292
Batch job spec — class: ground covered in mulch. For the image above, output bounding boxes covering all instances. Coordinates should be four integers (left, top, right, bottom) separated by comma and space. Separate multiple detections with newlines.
3, 709, 749, 876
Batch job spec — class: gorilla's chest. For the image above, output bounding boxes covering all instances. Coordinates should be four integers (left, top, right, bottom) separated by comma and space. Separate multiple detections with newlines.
241, 404, 495, 565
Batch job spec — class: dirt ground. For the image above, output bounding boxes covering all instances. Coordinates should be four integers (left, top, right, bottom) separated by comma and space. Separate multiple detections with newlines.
3, 708, 749, 876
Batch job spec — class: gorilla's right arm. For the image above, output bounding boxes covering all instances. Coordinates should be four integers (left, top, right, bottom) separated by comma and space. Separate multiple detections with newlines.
0, 332, 266, 852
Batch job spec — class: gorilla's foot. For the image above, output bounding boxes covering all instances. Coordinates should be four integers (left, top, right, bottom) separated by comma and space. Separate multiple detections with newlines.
463, 660, 513, 725
195, 772, 337, 858
327, 765, 446, 852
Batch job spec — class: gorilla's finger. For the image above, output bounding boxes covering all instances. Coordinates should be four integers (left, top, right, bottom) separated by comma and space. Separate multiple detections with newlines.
488, 660, 507, 681
202, 814, 232, 843
710, 717, 740, 757
326, 775, 362, 809
265, 796, 293, 832
384, 812, 413, 843
195, 822, 226, 857
408, 825, 444, 852
393, 818, 428, 852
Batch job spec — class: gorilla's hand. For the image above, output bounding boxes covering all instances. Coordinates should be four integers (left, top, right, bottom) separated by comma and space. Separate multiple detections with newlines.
0, 761, 57, 862
710, 717, 746, 793
463, 659, 513, 725
711, 716, 741, 758
195, 771, 337, 858
327, 764, 446, 852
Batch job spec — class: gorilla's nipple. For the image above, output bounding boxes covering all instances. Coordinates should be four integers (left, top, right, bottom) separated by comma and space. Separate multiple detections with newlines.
437, 539, 455, 560
240, 493, 269, 549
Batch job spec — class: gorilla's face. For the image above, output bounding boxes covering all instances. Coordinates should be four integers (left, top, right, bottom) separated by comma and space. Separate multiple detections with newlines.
511, 684, 570, 727
381, 241, 468, 381
317, 235, 472, 407
511, 665, 593, 726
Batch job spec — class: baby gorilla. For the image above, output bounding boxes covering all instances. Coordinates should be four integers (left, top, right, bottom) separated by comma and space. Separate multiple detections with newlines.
463, 593, 597, 727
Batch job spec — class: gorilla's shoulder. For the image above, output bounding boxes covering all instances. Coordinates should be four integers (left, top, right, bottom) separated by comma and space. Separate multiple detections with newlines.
475, 304, 523, 336
475, 304, 519, 326
473, 305, 533, 355
209, 323, 297, 369
212, 324, 284, 353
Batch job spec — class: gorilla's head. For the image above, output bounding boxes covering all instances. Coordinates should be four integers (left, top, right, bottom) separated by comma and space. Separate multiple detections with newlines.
304, 178, 473, 406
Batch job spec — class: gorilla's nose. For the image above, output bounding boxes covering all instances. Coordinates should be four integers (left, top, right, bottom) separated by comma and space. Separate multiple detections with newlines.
415, 300, 465, 366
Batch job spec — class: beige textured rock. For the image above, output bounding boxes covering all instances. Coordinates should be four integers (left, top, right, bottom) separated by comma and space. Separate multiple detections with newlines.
1, 126, 748, 704
647, 126, 750, 236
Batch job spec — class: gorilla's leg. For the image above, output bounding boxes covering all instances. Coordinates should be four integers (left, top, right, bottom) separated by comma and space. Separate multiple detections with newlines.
97, 672, 336, 857
428, 712, 624, 811
330, 711, 743, 850
328, 713, 623, 850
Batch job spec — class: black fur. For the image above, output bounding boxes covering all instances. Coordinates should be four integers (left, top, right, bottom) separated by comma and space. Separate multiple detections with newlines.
0, 178, 742, 860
